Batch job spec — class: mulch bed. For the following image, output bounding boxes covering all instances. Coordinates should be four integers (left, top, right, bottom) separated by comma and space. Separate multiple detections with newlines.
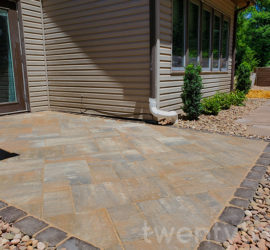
176, 98, 270, 141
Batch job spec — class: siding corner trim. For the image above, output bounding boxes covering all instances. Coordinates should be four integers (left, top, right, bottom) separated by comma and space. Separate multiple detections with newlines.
149, 0, 178, 122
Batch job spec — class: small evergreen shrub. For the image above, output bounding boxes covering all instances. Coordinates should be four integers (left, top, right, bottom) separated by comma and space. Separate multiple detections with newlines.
201, 95, 221, 115
230, 91, 247, 106
181, 64, 203, 120
236, 62, 252, 94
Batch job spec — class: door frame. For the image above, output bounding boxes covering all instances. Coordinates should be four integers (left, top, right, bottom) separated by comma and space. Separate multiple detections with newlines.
0, 0, 30, 115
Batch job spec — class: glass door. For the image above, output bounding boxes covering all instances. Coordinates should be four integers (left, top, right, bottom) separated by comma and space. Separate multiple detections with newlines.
0, 2, 27, 115
0, 9, 17, 104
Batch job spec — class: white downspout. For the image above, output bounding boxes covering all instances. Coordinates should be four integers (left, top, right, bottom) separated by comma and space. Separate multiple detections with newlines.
149, 0, 178, 123
149, 98, 178, 122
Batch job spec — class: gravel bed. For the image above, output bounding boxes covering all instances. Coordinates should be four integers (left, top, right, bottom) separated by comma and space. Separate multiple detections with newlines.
0, 220, 49, 250
222, 169, 270, 250
176, 98, 270, 140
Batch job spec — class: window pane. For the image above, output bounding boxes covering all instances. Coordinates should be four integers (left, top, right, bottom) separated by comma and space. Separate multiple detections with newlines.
213, 15, 220, 69
221, 20, 229, 70
188, 1, 199, 65
201, 9, 211, 69
172, 0, 184, 69
0, 9, 17, 103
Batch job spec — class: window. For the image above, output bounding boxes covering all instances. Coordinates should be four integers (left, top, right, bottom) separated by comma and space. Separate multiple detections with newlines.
213, 14, 221, 70
221, 19, 229, 70
188, 1, 199, 65
172, 0, 230, 72
172, 0, 185, 70
201, 8, 211, 69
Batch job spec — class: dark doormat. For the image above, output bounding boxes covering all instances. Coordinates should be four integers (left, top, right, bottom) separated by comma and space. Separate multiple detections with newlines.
0, 149, 19, 161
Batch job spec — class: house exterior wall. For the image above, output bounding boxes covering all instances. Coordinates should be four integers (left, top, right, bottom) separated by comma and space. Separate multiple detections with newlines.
159, 0, 235, 113
19, 0, 237, 119
20, 0, 49, 111
41, 0, 151, 120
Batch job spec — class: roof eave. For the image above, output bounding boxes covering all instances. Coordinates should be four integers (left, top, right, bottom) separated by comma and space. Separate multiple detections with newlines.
232, 0, 256, 8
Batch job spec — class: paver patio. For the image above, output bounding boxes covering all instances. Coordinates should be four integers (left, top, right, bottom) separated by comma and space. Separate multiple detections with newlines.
237, 99, 270, 137
0, 111, 267, 249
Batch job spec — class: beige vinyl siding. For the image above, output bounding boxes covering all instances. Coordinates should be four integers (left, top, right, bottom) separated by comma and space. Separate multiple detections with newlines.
42, 0, 151, 119
20, 0, 49, 111
159, 0, 235, 112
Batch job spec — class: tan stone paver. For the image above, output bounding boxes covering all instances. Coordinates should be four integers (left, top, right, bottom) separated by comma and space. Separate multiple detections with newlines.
0, 111, 267, 249
237, 99, 270, 137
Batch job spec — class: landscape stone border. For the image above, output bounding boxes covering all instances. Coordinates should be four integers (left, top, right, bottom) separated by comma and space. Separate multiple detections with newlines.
0, 201, 100, 250
173, 123, 270, 143
198, 143, 270, 250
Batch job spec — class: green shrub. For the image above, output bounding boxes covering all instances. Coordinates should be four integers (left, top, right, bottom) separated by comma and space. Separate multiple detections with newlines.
236, 62, 252, 94
215, 92, 232, 110
230, 91, 247, 106
201, 95, 221, 115
201, 91, 246, 116
181, 64, 203, 120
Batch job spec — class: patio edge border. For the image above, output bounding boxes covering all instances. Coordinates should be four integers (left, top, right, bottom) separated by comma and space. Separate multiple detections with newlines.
197, 143, 270, 250
0, 201, 101, 250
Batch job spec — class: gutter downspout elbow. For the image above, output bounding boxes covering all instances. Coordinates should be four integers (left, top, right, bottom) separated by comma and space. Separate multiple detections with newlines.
149, 98, 178, 123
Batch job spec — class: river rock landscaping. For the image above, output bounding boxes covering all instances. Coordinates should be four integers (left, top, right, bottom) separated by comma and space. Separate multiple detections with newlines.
222, 169, 270, 250
177, 98, 270, 140
0, 220, 48, 250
